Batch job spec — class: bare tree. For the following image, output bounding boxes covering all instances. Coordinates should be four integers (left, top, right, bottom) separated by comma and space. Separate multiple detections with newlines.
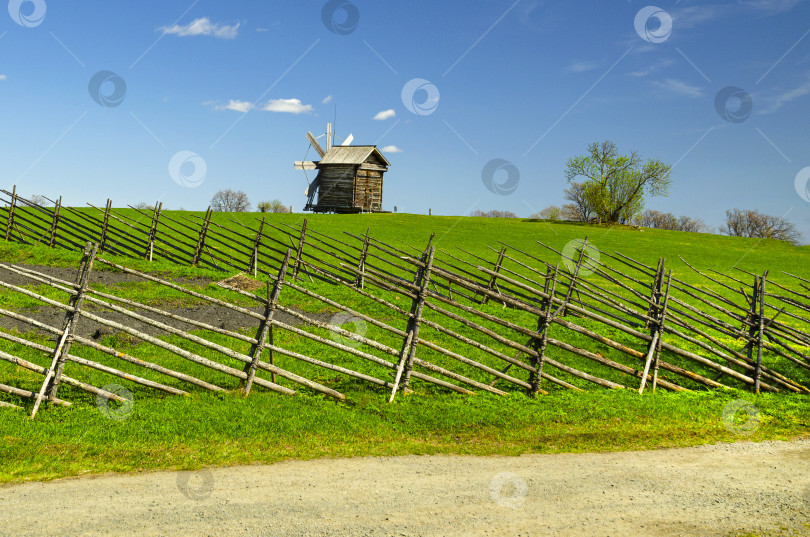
530, 206, 563, 220
133, 201, 155, 210
471, 209, 518, 218
29, 194, 48, 206
211, 189, 251, 212
720, 209, 800, 244
530, 205, 563, 220
562, 182, 594, 222
633, 209, 707, 232
257, 199, 289, 213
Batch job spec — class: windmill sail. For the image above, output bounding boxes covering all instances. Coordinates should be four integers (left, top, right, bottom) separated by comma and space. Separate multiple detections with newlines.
306, 131, 326, 157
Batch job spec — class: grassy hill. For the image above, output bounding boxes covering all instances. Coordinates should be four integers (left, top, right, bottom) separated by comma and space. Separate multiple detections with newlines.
3, 209, 809, 278
0, 213, 808, 484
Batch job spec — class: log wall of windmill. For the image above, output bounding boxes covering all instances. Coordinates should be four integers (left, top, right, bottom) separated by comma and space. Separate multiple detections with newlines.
353, 169, 383, 211
316, 165, 356, 210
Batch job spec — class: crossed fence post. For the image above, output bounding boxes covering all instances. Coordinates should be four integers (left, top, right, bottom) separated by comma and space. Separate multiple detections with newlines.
389, 245, 435, 402
31, 242, 98, 419
639, 264, 672, 394
529, 264, 560, 394
243, 250, 291, 395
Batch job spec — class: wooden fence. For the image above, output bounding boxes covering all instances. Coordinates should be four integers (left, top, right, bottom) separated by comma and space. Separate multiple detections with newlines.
1, 188, 809, 418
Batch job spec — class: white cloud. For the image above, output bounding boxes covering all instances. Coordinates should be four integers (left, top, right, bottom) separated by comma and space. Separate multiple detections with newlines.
0, 75, 6, 81
742, 0, 803, 14
669, 5, 727, 30
216, 100, 254, 113
161, 17, 240, 39
262, 98, 313, 114
567, 61, 598, 74
381, 145, 402, 153
653, 78, 704, 98
668, 1, 800, 31
628, 58, 674, 78
373, 109, 396, 121
760, 77, 810, 114
322, 95, 333, 104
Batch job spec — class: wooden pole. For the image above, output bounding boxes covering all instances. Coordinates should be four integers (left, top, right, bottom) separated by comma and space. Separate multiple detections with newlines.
48, 196, 62, 248
561, 237, 588, 317
651, 270, 673, 391
249, 216, 265, 277
47, 241, 97, 396
192, 207, 213, 266
482, 246, 506, 305
744, 275, 761, 381
244, 250, 290, 395
401, 245, 436, 392
640, 259, 665, 393
4, 185, 17, 241
30, 242, 97, 418
99, 199, 112, 253
638, 332, 660, 394
146, 201, 162, 261
645, 258, 664, 330
754, 272, 767, 393
530, 264, 559, 394
355, 227, 370, 289
292, 218, 308, 279
0, 379, 70, 407
390, 246, 435, 401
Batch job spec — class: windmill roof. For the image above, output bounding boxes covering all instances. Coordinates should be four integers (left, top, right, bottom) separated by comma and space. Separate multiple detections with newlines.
318, 145, 391, 166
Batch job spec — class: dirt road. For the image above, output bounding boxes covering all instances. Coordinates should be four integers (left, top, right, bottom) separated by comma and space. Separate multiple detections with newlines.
1, 439, 808, 536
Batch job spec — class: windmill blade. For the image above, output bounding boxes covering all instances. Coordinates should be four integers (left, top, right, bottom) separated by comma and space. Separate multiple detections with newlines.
341, 133, 354, 146
306, 177, 321, 206
294, 161, 319, 170
306, 131, 326, 157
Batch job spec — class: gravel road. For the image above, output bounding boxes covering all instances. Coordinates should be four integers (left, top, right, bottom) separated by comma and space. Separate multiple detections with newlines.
1, 439, 808, 537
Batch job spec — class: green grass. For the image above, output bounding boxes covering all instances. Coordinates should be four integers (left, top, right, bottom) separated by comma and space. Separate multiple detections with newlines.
3, 208, 809, 277
0, 212, 809, 484
0, 388, 807, 485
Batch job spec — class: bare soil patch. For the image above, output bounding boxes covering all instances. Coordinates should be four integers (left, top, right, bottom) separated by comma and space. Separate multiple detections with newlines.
0, 266, 335, 339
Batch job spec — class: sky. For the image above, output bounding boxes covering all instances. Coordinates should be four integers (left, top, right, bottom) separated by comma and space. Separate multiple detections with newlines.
1, 0, 810, 241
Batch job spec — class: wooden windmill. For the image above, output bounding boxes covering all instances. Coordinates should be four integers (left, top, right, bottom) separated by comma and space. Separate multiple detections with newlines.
295, 123, 390, 213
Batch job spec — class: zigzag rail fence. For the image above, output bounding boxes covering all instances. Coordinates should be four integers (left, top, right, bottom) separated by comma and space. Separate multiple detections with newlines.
1, 188, 808, 417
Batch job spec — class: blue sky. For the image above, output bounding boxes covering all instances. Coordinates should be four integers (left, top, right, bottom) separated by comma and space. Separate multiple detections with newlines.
2, 0, 809, 241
